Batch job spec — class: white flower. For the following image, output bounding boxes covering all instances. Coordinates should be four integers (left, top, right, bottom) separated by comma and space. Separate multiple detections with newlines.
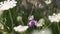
14, 25, 29, 32
39, 3, 44, 8
31, 28, 52, 34
28, 15, 34, 20
31, 30, 40, 34
48, 13, 60, 22
44, 0, 52, 4
35, 22, 43, 27
0, 0, 17, 11
40, 28, 52, 34
35, 18, 45, 27
48, 16, 59, 22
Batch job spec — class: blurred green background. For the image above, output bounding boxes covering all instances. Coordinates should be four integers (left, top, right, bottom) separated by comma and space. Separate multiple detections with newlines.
0, 0, 60, 34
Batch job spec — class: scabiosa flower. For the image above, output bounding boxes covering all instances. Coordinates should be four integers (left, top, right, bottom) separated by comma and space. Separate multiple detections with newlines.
28, 20, 37, 27
14, 25, 29, 32
28, 15, 37, 27
0, 0, 17, 11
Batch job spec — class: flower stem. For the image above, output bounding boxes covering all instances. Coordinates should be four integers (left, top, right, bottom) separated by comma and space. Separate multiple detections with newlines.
45, 23, 52, 28
29, 4, 34, 16
21, 20, 24, 25
20, 32, 26, 34
42, 23, 51, 29
9, 10, 14, 34
57, 23, 60, 34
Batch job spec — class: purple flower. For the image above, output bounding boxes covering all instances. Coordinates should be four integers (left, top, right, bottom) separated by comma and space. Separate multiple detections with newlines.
28, 20, 36, 27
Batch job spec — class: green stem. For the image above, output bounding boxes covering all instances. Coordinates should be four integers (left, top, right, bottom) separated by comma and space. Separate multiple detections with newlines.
57, 23, 60, 34
21, 20, 24, 25
9, 10, 14, 34
29, 4, 34, 16
20, 32, 26, 34
42, 22, 52, 29
45, 23, 52, 28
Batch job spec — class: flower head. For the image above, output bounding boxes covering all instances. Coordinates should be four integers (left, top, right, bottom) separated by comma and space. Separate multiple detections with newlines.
14, 25, 29, 32
0, 0, 17, 11
48, 13, 60, 22
31, 28, 52, 34
28, 15, 34, 20
28, 20, 37, 27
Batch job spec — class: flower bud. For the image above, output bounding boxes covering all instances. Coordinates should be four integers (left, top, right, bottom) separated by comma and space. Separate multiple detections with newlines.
39, 18, 45, 23
17, 16, 22, 22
